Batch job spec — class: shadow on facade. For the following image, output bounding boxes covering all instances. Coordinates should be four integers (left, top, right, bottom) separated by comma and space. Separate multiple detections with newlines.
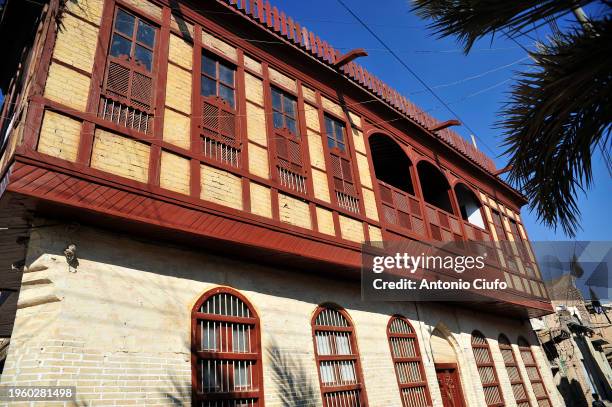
558, 376, 589, 407
267, 340, 318, 406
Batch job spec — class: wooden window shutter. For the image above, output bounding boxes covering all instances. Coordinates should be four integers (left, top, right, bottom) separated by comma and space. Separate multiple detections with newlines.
387, 316, 432, 407
202, 97, 238, 148
100, 9, 156, 134
312, 306, 368, 407
471, 331, 504, 407
276, 131, 303, 174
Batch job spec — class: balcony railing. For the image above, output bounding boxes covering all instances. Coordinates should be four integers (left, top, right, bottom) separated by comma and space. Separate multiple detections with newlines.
424, 203, 463, 242
98, 96, 153, 135
277, 166, 307, 194
377, 180, 426, 237
336, 191, 360, 214
202, 136, 241, 168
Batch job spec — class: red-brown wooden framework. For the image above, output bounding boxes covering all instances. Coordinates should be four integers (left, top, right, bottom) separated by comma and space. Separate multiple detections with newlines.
312, 305, 368, 406
386, 315, 432, 407
0, 0, 555, 319
470, 331, 504, 407
191, 287, 265, 407
517, 337, 551, 407
99, 6, 159, 135
498, 334, 531, 407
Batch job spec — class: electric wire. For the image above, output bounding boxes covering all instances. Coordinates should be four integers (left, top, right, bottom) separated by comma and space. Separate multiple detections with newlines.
334, 0, 497, 157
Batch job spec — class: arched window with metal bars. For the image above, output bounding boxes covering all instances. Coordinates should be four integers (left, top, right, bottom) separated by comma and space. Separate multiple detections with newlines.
471, 331, 504, 407
387, 316, 432, 407
518, 337, 551, 407
498, 334, 530, 407
312, 305, 368, 407
191, 287, 264, 407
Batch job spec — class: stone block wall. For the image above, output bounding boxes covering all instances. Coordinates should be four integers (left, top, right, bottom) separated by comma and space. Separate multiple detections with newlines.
0, 220, 563, 407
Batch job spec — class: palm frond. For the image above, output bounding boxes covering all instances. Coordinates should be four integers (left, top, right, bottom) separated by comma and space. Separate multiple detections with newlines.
411, 0, 594, 52
500, 18, 612, 236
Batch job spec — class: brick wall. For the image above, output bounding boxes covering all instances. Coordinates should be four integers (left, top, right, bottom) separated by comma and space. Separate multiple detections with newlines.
160, 151, 190, 194
0, 221, 562, 406
0, 223, 562, 407
200, 164, 243, 210
250, 182, 272, 219
278, 193, 311, 230
90, 129, 150, 183
37, 111, 81, 162
44, 63, 91, 111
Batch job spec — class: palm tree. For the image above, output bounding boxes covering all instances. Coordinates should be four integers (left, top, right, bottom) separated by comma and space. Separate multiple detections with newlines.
412, 0, 612, 237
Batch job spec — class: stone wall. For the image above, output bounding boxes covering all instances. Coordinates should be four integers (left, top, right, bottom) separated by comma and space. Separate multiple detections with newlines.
0, 220, 563, 406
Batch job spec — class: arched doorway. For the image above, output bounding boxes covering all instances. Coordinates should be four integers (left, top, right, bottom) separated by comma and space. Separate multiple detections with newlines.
431, 327, 467, 407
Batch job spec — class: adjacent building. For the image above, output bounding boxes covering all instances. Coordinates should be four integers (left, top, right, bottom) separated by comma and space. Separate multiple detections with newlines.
532, 275, 612, 406
0, 0, 564, 405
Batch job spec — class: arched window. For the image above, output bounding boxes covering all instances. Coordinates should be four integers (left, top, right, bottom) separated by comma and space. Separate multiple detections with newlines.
369, 134, 414, 195
454, 183, 485, 229
369, 134, 426, 236
498, 334, 530, 407
518, 337, 551, 407
416, 161, 454, 214
191, 288, 263, 406
416, 161, 463, 241
387, 316, 432, 407
312, 305, 368, 406
471, 331, 504, 406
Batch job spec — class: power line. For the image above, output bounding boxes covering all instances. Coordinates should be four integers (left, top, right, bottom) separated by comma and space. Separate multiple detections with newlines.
410, 56, 529, 95
334, 0, 497, 156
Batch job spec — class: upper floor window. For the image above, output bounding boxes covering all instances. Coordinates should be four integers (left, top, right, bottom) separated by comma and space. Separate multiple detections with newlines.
490, 210, 507, 240
200, 52, 240, 167
324, 115, 359, 213
271, 87, 306, 194
100, 8, 157, 134
192, 288, 263, 406
272, 88, 297, 135
312, 305, 368, 407
454, 184, 485, 230
369, 134, 425, 236
387, 316, 432, 407
325, 115, 346, 152
110, 9, 155, 71
201, 53, 235, 108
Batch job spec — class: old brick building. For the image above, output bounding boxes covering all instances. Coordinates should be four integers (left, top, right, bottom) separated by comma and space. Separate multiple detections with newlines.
0, 0, 563, 405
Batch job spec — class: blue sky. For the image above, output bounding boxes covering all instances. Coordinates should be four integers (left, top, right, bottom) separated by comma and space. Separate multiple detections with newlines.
273, 0, 610, 241
0, 0, 608, 241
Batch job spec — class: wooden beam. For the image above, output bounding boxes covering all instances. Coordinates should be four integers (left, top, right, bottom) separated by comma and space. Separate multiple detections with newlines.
333, 48, 367, 68
494, 164, 513, 176
430, 119, 461, 132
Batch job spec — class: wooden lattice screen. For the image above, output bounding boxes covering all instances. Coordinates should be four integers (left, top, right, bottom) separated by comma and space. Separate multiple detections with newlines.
387, 316, 432, 407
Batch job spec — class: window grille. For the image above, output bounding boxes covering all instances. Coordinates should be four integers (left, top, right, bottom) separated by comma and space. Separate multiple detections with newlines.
192, 289, 262, 406
518, 337, 551, 407
200, 52, 240, 168
471, 331, 504, 407
387, 316, 432, 407
271, 87, 307, 194
498, 334, 530, 407
100, 8, 156, 134
312, 306, 367, 407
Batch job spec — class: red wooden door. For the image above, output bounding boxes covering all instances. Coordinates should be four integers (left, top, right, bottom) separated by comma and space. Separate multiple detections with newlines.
436, 365, 465, 407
